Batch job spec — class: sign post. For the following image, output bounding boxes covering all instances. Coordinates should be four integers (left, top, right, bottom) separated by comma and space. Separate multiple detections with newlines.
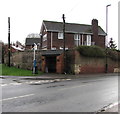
33, 43, 38, 74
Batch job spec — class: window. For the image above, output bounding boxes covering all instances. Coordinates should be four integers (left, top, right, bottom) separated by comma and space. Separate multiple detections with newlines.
43, 34, 47, 41
58, 32, 63, 39
86, 35, 91, 46
74, 34, 81, 46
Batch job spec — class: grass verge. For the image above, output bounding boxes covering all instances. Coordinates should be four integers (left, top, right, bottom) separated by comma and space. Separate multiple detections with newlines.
1, 64, 43, 76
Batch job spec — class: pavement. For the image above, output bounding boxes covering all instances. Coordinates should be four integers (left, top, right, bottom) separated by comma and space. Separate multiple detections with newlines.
0, 73, 119, 80
0, 72, 119, 112
97, 102, 119, 113
104, 104, 119, 112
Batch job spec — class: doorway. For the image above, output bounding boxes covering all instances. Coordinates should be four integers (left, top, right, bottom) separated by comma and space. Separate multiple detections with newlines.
46, 56, 56, 73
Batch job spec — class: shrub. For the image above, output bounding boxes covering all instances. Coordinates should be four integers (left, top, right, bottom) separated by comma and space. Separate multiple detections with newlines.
107, 49, 120, 61
76, 46, 105, 58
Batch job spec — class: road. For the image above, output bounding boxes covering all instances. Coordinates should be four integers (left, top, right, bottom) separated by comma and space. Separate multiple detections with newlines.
0, 74, 119, 112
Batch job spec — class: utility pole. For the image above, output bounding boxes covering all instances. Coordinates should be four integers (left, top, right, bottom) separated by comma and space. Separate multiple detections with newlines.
62, 14, 66, 74
8, 17, 10, 67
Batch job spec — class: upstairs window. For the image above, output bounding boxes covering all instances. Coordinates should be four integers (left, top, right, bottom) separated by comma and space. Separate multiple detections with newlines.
43, 34, 47, 41
58, 32, 63, 39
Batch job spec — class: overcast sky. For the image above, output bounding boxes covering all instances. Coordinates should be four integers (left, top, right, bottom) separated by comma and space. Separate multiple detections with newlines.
0, 0, 119, 48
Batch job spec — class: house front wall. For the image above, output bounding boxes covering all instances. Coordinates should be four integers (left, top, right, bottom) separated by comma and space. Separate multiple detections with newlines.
43, 31, 105, 50
98, 35, 105, 48
47, 31, 75, 50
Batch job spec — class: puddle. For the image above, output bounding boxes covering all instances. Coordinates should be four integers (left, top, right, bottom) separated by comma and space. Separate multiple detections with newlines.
29, 83, 42, 85
47, 85, 64, 88
12, 79, 21, 83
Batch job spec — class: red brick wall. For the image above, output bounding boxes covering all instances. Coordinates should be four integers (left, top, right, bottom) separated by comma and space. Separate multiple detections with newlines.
47, 32, 75, 50
56, 53, 64, 73
41, 56, 46, 72
74, 50, 119, 74
4, 50, 119, 74
80, 65, 105, 73
46, 31, 105, 49
98, 35, 105, 48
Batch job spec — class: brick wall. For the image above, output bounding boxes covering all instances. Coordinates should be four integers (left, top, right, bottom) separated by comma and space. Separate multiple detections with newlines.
56, 53, 64, 73
98, 35, 105, 48
74, 50, 119, 74
47, 32, 75, 50
4, 50, 119, 74
41, 56, 46, 72
4, 50, 42, 71
46, 31, 105, 49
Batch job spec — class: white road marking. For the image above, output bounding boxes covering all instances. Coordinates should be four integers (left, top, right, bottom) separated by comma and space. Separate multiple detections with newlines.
34, 81, 40, 83
66, 79, 72, 81
0, 78, 72, 87
1, 84, 7, 87
29, 81, 34, 84
25, 81, 30, 84
55, 79, 61, 81
10, 83, 22, 85
49, 80, 54, 82
0, 94, 34, 102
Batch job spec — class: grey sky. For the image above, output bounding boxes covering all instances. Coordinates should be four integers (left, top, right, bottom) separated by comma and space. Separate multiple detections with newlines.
0, 0, 119, 48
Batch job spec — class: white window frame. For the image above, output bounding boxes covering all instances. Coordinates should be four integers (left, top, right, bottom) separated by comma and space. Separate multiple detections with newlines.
43, 34, 47, 41
74, 34, 81, 46
86, 35, 91, 46
58, 32, 63, 39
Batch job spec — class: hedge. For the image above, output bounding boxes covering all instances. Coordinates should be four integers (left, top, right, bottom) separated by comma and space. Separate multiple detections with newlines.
76, 46, 120, 61
76, 46, 105, 58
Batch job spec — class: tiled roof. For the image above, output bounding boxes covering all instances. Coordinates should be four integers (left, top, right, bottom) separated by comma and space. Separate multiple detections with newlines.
43, 20, 106, 36
25, 38, 41, 46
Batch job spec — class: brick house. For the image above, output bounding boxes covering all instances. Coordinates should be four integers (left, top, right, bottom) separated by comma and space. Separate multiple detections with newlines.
40, 19, 106, 50
25, 33, 41, 50
40, 19, 106, 73
25, 38, 41, 50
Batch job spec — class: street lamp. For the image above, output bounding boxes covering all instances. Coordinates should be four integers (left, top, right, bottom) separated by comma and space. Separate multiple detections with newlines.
106, 4, 111, 46
105, 4, 111, 73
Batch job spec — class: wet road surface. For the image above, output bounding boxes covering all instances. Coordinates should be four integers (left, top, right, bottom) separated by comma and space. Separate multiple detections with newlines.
0, 74, 118, 112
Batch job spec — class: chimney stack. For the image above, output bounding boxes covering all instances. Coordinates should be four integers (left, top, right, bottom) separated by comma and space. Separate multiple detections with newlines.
92, 19, 98, 43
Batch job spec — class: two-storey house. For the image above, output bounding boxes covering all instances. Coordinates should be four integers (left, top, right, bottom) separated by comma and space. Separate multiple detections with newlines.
40, 19, 106, 50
